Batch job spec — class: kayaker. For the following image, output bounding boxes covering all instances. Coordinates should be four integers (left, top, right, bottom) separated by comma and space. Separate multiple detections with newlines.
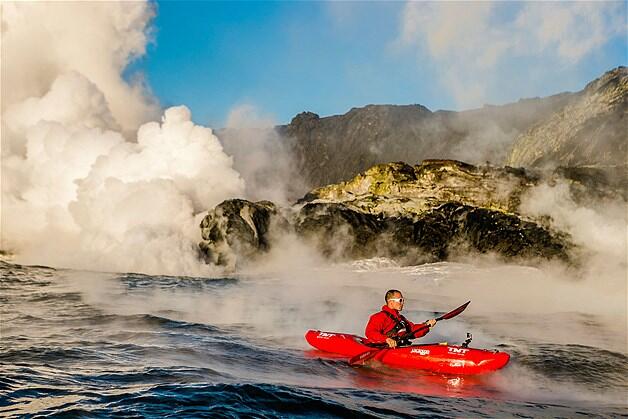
365, 289, 437, 348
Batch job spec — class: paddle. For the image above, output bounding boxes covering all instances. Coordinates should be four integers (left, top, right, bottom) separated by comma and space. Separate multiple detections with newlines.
348, 300, 471, 367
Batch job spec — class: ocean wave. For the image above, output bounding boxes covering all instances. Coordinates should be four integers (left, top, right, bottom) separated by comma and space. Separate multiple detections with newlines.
2, 261, 626, 417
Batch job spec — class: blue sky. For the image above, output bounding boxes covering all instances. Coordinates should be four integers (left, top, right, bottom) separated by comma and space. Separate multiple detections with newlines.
136, 1, 627, 128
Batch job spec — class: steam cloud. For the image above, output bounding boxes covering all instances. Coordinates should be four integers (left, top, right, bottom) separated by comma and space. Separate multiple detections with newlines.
520, 181, 628, 285
221, 104, 306, 205
1, 2, 159, 135
1, 2, 244, 275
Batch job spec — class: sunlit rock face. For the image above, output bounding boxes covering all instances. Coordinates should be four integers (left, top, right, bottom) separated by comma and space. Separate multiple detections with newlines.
507, 66, 627, 168
199, 160, 590, 268
301, 160, 538, 217
294, 160, 571, 264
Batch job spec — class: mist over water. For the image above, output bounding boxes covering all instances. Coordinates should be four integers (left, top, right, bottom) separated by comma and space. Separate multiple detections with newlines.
1, 260, 626, 417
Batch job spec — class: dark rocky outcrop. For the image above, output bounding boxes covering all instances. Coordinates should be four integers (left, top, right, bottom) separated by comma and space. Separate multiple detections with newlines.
293, 201, 569, 265
199, 199, 287, 269
507, 67, 627, 168
198, 160, 596, 269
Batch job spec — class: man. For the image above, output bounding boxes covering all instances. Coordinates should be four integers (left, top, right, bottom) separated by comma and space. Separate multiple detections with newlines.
365, 289, 437, 348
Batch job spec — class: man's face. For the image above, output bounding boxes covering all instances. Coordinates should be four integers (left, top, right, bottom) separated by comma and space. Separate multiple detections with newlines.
387, 293, 404, 311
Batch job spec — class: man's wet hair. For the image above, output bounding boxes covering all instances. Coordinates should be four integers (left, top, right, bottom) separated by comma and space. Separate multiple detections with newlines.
385, 289, 402, 302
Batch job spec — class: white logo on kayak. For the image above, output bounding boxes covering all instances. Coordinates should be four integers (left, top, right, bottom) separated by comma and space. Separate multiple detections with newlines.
448, 347, 469, 354
317, 332, 336, 339
410, 348, 430, 355
448, 378, 462, 386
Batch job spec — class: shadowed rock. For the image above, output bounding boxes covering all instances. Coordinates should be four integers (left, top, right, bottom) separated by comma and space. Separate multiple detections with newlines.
199, 199, 287, 269
278, 97, 572, 191
293, 201, 569, 265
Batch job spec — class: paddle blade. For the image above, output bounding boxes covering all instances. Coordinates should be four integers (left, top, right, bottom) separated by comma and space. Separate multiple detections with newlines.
407, 301, 471, 340
437, 300, 470, 321
348, 348, 384, 366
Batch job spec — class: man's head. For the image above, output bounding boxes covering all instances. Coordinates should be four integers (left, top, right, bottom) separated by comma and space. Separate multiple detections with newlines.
385, 289, 404, 311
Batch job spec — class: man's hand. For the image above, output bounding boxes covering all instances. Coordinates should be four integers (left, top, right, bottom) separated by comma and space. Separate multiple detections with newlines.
385, 337, 397, 348
425, 319, 437, 328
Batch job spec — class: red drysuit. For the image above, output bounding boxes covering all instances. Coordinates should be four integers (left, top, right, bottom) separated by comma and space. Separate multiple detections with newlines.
365, 305, 431, 344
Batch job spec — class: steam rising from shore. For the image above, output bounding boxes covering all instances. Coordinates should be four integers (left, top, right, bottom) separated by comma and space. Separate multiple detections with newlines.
1, 2, 244, 275
1, 2, 159, 135
221, 105, 306, 205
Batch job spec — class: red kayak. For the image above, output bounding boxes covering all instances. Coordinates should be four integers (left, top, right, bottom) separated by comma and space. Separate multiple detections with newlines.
305, 329, 510, 375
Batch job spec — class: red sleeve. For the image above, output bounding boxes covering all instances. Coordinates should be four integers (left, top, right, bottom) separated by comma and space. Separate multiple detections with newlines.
365, 312, 389, 342
410, 322, 431, 339
403, 315, 416, 330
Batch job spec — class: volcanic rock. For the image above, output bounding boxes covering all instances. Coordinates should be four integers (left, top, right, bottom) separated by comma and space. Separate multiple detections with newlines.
199, 160, 578, 268
199, 199, 287, 269
215, 67, 624, 197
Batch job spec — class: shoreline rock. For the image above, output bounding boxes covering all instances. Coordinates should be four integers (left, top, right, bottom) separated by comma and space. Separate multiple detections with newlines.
199, 199, 287, 269
197, 160, 623, 269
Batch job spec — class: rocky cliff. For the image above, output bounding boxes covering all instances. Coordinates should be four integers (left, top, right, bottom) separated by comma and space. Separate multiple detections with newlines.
197, 160, 620, 270
278, 95, 573, 190
507, 67, 627, 168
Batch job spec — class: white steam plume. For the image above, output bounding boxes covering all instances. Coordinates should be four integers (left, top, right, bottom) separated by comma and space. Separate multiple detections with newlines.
1, 2, 245, 275
520, 181, 628, 282
221, 104, 307, 204
1, 2, 159, 137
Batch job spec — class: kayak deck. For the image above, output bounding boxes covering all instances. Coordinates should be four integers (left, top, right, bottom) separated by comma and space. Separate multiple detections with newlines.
305, 329, 510, 375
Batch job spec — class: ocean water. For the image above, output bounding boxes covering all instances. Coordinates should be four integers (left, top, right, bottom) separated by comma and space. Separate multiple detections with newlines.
1, 259, 626, 418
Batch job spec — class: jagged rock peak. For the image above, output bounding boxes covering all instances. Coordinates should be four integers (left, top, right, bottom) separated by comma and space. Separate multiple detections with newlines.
289, 104, 432, 126
289, 111, 320, 125
582, 66, 627, 97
